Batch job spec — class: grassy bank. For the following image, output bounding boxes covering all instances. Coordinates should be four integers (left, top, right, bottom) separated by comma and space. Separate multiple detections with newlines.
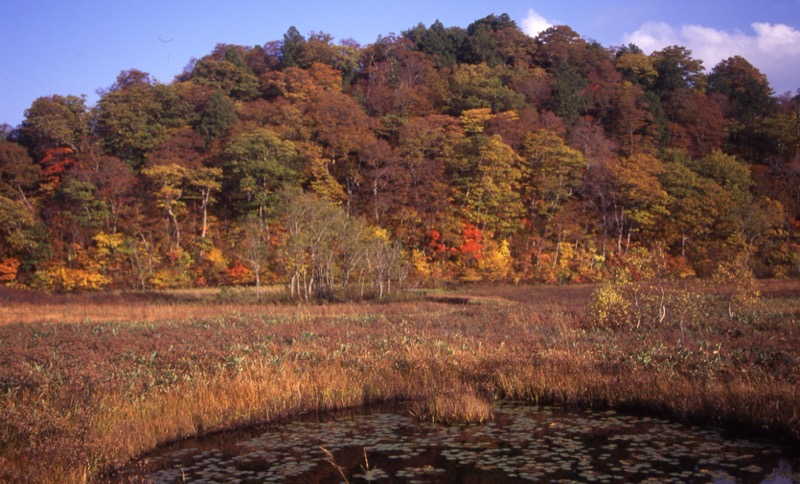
0, 282, 798, 482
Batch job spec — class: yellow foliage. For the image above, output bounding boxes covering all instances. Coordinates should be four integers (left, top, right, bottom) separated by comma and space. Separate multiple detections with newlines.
93, 232, 125, 260
479, 239, 512, 281
93, 231, 124, 249
460, 267, 483, 282
368, 226, 391, 242
149, 269, 191, 289
589, 283, 633, 328
622, 245, 665, 281
459, 108, 494, 134
713, 257, 763, 320
556, 242, 574, 271
44, 266, 111, 292
411, 249, 432, 278
149, 248, 195, 289
305, 156, 347, 204
203, 246, 227, 269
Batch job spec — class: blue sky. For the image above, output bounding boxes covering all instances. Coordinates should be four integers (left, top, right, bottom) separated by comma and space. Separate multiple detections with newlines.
2, 1, 799, 127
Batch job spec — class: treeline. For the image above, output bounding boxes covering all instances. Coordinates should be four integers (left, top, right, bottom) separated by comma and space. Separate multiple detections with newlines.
1, 13, 799, 293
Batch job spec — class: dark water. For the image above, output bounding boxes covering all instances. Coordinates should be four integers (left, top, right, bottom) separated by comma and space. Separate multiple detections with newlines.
123, 402, 800, 483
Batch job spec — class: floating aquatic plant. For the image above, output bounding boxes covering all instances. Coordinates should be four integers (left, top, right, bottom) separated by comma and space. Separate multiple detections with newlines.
128, 402, 800, 483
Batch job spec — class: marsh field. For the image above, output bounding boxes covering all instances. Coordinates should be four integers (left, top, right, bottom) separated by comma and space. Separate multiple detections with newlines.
1, 281, 799, 482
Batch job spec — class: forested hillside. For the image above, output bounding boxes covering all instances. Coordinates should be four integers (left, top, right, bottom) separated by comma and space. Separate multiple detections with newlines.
1, 13, 799, 294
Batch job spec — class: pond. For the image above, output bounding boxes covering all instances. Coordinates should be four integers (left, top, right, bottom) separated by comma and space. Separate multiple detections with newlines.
122, 402, 800, 483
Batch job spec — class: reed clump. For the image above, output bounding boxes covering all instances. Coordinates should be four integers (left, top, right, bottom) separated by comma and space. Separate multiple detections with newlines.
0, 281, 797, 482
410, 383, 493, 424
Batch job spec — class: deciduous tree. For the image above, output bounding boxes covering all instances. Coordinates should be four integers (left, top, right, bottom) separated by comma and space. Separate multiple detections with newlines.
222, 128, 302, 220
96, 71, 189, 166
0, 141, 40, 208
20, 95, 89, 157
458, 134, 524, 237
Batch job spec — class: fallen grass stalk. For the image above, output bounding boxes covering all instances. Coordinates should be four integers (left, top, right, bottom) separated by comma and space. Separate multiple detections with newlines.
320, 446, 350, 484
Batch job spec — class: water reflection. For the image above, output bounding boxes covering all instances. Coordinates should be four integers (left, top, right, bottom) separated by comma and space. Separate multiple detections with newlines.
126, 402, 800, 483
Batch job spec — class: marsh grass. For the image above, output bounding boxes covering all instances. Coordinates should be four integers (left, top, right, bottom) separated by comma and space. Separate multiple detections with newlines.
410, 385, 493, 424
0, 281, 798, 482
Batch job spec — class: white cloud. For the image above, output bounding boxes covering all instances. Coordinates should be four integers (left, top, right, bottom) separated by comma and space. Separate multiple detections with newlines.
753, 22, 800, 55
623, 21, 678, 51
521, 9, 553, 37
680, 25, 753, 68
623, 21, 800, 93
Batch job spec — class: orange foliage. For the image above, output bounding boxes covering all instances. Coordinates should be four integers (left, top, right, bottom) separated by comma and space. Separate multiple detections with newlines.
225, 261, 254, 285
0, 258, 21, 283
666, 254, 697, 278
39, 146, 76, 194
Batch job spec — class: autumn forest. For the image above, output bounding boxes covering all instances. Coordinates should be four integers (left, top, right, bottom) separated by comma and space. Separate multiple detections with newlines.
2, 13, 799, 294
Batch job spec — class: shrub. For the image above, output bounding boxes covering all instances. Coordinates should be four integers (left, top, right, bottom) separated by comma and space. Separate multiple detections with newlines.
589, 249, 763, 330
588, 283, 632, 329
712, 257, 763, 322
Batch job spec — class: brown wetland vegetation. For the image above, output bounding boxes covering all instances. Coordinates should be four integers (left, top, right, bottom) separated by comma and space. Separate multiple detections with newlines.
0, 280, 799, 482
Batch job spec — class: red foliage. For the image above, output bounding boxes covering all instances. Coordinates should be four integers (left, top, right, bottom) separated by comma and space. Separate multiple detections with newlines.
428, 229, 447, 253
459, 223, 483, 261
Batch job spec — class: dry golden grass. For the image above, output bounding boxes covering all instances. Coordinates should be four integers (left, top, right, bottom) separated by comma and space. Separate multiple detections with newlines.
0, 281, 798, 482
0, 286, 291, 325
410, 384, 493, 424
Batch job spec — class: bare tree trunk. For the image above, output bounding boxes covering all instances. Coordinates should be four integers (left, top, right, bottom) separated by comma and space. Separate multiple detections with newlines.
17, 186, 33, 212
167, 205, 180, 250
551, 231, 563, 271
200, 188, 210, 239
681, 233, 687, 257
